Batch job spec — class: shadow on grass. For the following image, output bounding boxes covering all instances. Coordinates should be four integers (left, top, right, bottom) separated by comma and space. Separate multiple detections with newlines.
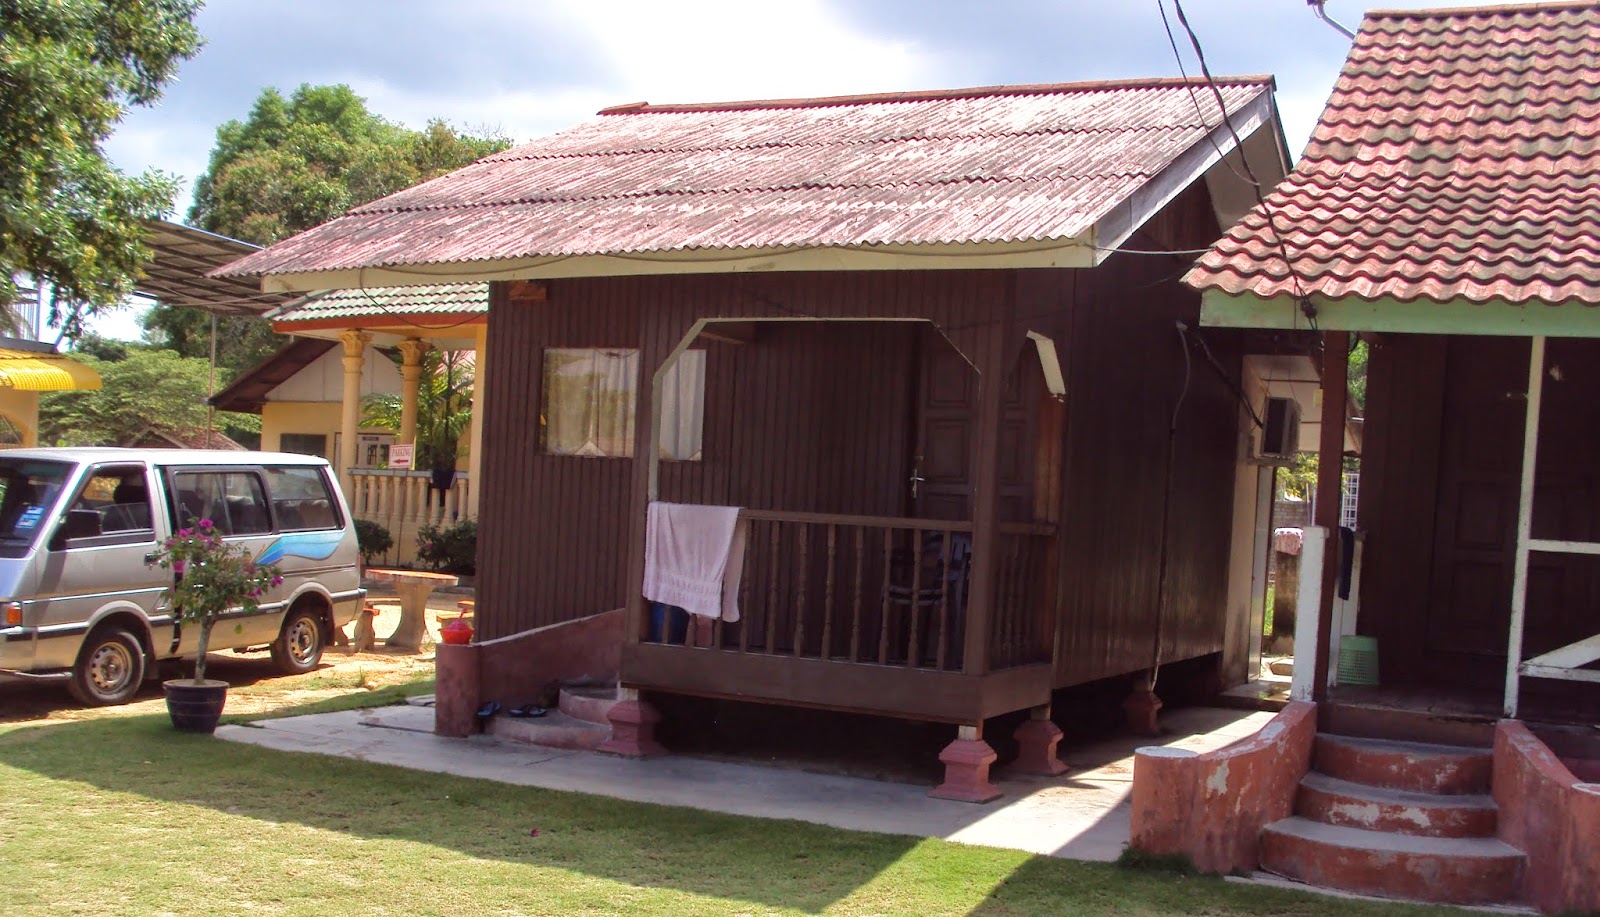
0, 712, 923, 913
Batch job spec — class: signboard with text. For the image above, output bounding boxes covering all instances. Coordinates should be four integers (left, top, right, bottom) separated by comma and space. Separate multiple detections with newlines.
388, 443, 414, 469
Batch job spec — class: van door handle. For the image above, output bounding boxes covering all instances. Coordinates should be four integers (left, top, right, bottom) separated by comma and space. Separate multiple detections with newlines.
144, 552, 160, 565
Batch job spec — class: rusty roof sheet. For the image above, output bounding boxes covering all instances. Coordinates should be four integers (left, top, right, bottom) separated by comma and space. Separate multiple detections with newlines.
217, 78, 1272, 280
267, 283, 487, 323
1186, 1, 1600, 306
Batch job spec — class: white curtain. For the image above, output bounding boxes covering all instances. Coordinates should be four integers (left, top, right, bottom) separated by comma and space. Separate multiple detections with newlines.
542, 347, 703, 460
658, 350, 705, 461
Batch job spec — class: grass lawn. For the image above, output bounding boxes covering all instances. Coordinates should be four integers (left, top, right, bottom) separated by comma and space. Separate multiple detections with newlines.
0, 682, 1447, 916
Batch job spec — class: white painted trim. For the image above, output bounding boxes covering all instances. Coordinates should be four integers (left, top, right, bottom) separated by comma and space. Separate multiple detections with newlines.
1290, 526, 1327, 702
1527, 538, 1600, 556
1523, 634, 1600, 670
1504, 336, 1545, 718
1025, 331, 1066, 396
1520, 664, 1600, 685
1200, 291, 1600, 338
258, 238, 1100, 293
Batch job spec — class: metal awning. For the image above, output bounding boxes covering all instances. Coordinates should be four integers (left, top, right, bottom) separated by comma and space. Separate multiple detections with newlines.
0, 347, 102, 391
137, 219, 297, 315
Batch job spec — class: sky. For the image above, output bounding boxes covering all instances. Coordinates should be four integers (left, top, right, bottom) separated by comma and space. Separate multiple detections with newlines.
89, 0, 1508, 340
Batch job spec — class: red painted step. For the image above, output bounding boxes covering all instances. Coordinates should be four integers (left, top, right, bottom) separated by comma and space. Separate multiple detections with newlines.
1313, 734, 1492, 795
1260, 817, 1524, 905
488, 710, 610, 751
1296, 771, 1497, 838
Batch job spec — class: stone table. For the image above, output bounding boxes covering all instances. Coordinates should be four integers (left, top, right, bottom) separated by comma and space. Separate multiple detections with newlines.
362, 568, 459, 651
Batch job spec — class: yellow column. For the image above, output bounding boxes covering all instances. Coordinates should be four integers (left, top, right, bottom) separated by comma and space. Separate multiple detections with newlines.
337, 329, 372, 499
464, 324, 487, 519
396, 338, 430, 445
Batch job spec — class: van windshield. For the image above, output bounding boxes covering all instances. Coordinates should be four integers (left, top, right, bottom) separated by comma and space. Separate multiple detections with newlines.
0, 459, 73, 557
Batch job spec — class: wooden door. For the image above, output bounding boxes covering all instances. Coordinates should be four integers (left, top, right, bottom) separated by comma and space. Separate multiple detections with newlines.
1425, 336, 1527, 659
909, 329, 1035, 522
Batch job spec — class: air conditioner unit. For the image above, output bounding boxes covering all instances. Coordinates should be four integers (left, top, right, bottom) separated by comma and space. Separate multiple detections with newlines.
1258, 396, 1301, 463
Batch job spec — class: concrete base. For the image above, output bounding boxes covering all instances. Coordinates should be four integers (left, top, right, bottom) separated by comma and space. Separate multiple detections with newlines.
929, 736, 1001, 803
1123, 686, 1163, 737
1011, 717, 1068, 776
597, 699, 666, 757
434, 642, 482, 738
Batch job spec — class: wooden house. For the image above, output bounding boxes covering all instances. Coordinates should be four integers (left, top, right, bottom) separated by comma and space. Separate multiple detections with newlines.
219, 78, 1293, 800
1141, 3, 1600, 910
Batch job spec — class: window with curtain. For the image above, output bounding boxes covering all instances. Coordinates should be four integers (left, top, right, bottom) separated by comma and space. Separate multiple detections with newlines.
540, 348, 705, 460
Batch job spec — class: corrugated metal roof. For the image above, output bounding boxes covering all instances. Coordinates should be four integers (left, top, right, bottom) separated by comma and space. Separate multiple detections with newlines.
1186, 1, 1600, 306
267, 283, 487, 323
216, 78, 1273, 280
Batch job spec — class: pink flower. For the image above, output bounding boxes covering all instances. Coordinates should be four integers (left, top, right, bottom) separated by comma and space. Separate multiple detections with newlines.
172, 561, 185, 575
198, 518, 214, 530
177, 528, 193, 538
271, 575, 284, 586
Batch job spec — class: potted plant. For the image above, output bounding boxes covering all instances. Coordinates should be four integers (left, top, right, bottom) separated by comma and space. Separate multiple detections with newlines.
155, 519, 282, 733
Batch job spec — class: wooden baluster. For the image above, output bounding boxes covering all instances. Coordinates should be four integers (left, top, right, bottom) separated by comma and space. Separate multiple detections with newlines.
878, 528, 892, 665
766, 521, 780, 654
792, 522, 809, 657
936, 529, 952, 671
906, 528, 923, 668
737, 523, 752, 654
849, 526, 864, 663
820, 524, 836, 662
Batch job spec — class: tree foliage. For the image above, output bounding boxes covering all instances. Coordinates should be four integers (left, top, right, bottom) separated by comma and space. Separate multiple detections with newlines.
39, 348, 259, 446
187, 84, 509, 245
145, 84, 509, 373
0, 0, 202, 333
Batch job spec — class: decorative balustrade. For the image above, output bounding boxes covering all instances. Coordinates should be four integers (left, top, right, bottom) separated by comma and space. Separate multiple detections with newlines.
346, 470, 472, 563
645, 509, 1054, 674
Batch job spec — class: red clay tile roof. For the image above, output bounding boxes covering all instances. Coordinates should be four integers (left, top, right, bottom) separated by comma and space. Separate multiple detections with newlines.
215, 78, 1274, 280
266, 284, 487, 323
1185, 1, 1600, 306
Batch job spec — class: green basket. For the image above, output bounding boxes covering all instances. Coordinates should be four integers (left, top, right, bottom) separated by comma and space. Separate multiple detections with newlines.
1337, 635, 1380, 686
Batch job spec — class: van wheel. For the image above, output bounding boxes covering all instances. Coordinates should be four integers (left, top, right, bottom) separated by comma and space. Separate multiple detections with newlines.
270, 608, 323, 675
67, 629, 146, 707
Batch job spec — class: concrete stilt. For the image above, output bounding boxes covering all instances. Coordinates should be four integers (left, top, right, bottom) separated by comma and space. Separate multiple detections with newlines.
1011, 707, 1068, 776
1124, 680, 1163, 737
930, 724, 1002, 803
596, 689, 666, 757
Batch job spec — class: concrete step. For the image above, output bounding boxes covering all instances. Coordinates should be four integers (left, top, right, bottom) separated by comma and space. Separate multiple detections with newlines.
1296, 771, 1498, 838
558, 684, 619, 726
1260, 817, 1524, 906
1313, 733, 1492, 795
486, 710, 611, 751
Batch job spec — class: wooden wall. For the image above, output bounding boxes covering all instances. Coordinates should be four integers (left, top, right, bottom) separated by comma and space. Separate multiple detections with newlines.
475, 260, 1244, 690
1361, 334, 1600, 710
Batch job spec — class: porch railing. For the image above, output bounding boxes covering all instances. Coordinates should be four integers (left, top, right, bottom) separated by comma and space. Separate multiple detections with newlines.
346, 469, 473, 529
648, 509, 1054, 674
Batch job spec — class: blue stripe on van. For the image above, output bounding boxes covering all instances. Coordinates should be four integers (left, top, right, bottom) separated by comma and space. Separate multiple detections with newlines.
256, 530, 344, 565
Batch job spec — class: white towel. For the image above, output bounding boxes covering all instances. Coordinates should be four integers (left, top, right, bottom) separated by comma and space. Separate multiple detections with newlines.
643, 502, 747, 622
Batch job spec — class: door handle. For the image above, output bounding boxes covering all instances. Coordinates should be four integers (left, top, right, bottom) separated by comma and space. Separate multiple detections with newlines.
144, 552, 160, 565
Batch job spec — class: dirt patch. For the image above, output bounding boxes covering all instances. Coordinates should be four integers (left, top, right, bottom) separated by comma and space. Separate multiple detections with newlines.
0, 594, 464, 726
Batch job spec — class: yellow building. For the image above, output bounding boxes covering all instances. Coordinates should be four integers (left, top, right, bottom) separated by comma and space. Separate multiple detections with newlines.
0, 338, 103, 447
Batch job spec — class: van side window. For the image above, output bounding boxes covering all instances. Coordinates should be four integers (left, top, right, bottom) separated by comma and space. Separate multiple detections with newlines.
72, 466, 153, 537
172, 471, 271, 536
265, 466, 341, 531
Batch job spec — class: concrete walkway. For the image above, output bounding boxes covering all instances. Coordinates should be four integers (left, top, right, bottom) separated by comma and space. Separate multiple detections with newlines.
218, 703, 1273, 862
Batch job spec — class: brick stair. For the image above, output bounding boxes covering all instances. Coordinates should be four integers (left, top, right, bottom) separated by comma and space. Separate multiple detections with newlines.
484, 684, 618, 751
1260, 734, 1525, 906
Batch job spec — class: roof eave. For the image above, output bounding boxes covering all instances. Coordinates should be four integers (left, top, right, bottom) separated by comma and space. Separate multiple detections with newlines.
252, 237, 1103, 294
1199, 288, 1600, 338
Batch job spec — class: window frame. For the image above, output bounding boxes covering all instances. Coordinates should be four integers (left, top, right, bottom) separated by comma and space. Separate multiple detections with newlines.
55, 462, 157, 551
163, 466, 275, 538
263, 464, 345, 532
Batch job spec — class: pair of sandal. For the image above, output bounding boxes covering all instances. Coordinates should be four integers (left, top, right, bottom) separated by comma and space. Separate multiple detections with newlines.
475, 701, 547, 719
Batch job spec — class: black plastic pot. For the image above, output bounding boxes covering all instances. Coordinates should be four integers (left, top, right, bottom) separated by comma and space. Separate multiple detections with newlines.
163, 679, 229, 733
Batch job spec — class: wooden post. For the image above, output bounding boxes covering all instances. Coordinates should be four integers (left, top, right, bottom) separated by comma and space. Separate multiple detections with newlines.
1504, 336, 1545, 718
1311, 331, 1349, 703
964, 318, 1010, 676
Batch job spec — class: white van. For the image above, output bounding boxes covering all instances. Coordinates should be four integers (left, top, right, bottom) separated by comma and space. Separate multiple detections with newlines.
0, 448, 364, 705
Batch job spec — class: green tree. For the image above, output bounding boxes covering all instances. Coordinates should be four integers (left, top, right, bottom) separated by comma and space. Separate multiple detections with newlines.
39, 349, 260, 446
0, 0, 202, 335
360, 350, 473, 471
145, 84, 509, 373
